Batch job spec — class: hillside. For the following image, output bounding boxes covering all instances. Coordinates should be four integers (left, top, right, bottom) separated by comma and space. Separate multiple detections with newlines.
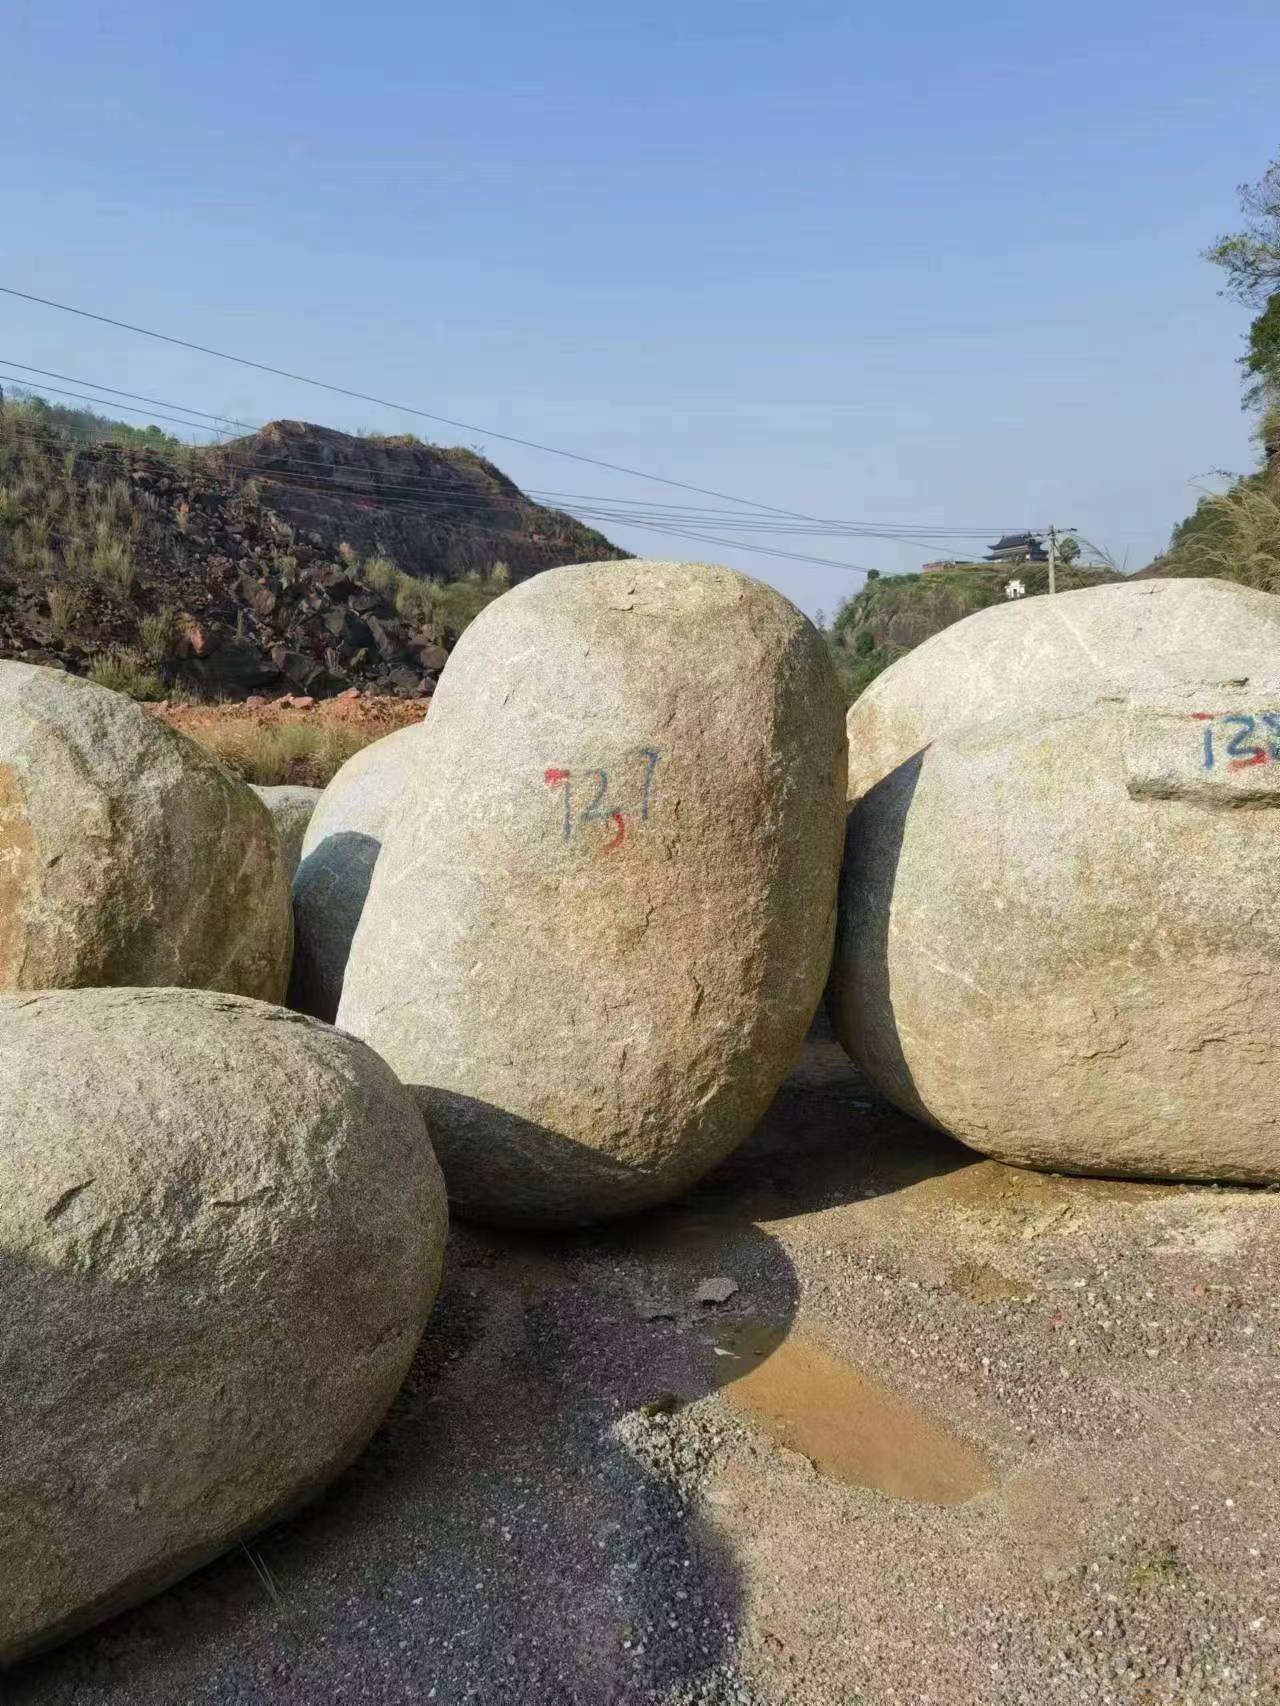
1139, 432, 1280, 591
205, 419, 622, 586
826, 561, 1122, 702
0, 397, 627, 700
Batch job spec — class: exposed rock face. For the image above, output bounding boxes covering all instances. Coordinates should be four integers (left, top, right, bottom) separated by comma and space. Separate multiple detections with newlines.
289, 725, 426, 1021
212, 420, 629, 587
0, 416, 627, 701
831, 663, 1280, 1182
338, 561, 847, 1227
845, 579, 1280, 801
0, 663, 291, 999
253, 784, 322, 881
0, 986, 447, 1664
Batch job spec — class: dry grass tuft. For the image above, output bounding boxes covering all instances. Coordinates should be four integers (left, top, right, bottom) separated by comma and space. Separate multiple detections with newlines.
187, 718, 376, 786
1194, 481, 1280, 593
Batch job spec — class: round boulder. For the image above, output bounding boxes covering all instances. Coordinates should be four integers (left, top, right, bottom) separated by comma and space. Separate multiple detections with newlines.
831, 662, 1280, 1182
337, 560, 847, 1227
0, 663, 291, 999
846, 578, 1280, 801
0, 985, 447, 1664
289, 723, 426, 1021
253, 783, 322, 881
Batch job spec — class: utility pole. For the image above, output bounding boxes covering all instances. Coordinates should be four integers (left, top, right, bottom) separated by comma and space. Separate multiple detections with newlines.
1045, 524, 1077, 594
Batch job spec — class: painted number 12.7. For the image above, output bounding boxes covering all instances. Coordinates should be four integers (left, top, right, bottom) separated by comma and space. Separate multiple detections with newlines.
543, 748, 660, 853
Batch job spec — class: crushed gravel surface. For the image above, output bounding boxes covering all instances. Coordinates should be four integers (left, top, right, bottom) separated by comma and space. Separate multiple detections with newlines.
11, 1025, 1280, 1704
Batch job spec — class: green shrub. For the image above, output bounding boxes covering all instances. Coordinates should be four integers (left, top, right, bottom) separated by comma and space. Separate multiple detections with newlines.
87, 647, 166, 700
47, 583, 85, 637
90, 533, 137, 600
138, 607, 176, 663
393, 574, 447, 641
360, 554, 400, 597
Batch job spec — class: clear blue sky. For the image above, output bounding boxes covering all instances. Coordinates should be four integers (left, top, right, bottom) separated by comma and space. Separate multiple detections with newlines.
3, 0, 1278, 617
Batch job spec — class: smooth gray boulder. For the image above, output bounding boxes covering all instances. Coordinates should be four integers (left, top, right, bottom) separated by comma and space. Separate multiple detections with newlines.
289, 724, 426, 1021
0, 985, 447, 1665
0, 663, 291, 999
831, 661, 1280, 1182
338, 560, 847, 1227
253, 784, 322, 881
846, 578, 1280, 801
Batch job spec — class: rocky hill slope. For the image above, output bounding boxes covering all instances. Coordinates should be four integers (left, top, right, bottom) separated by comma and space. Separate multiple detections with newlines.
206, 419, 622, 586
0, 398, 626, 699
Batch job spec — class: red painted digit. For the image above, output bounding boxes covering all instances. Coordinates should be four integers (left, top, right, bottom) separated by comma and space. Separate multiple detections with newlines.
603, 810, 626, 853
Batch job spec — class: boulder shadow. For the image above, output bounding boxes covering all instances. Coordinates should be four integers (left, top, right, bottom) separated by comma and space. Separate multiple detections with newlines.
826, 750, 938, 1129
288, 830, 381, 1022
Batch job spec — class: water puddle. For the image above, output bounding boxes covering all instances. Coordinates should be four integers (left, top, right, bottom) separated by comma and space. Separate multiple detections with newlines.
714, 1323, 996, 1505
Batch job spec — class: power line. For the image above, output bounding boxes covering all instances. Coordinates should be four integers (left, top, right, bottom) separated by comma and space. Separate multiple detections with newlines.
0, 360, 252, 434
0, 410, 885, 576
0, 285, 1057, 549
0, 283, 876, 527
0, 407, 1002, 579
0, 354, 1035, 540
0, 373, 239, 441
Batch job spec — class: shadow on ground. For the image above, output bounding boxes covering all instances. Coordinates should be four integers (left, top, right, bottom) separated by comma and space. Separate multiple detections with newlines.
8, 1029, 964, 1706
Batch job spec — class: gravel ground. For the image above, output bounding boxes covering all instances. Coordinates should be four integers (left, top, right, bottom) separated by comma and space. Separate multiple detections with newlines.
11, 1025, 1280, 1705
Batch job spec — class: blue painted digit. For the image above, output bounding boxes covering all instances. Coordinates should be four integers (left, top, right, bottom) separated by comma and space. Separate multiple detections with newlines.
638, 748, 659, 820
581, 770, 610, 823
1263, 712, 1280, 760
1224, 714, 1259, 759
1203, 726, 1214, 770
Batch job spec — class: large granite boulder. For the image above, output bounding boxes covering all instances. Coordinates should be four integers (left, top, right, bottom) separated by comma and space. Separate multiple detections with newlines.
0, 986, 447, 1663
846, 579, 1280, 801
289, 724, 426, 1021
831, 662, 1280, 1181
338, 560, 847, 1227
0, 663, 291, 1000
253, 784, 322, 881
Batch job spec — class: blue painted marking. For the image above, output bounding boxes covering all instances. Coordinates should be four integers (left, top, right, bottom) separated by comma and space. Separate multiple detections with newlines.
1224, 714, 1258, 760
638, 748, 660, 820
580, 770, 611, 823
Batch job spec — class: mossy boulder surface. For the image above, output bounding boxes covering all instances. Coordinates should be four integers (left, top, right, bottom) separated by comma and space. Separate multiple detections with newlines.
0, 663, 291, 999
338, 560, 847, 1227
0, 986, 447, 1664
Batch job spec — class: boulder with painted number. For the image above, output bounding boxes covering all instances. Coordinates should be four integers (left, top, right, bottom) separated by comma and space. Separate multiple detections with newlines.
0, 985, 447, 1664
831, 660, 1280, 1182
338, 559, 847, 1226
845, 578, 1280, 801
289, 724, 426, 1020
0, 662, 290, 999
